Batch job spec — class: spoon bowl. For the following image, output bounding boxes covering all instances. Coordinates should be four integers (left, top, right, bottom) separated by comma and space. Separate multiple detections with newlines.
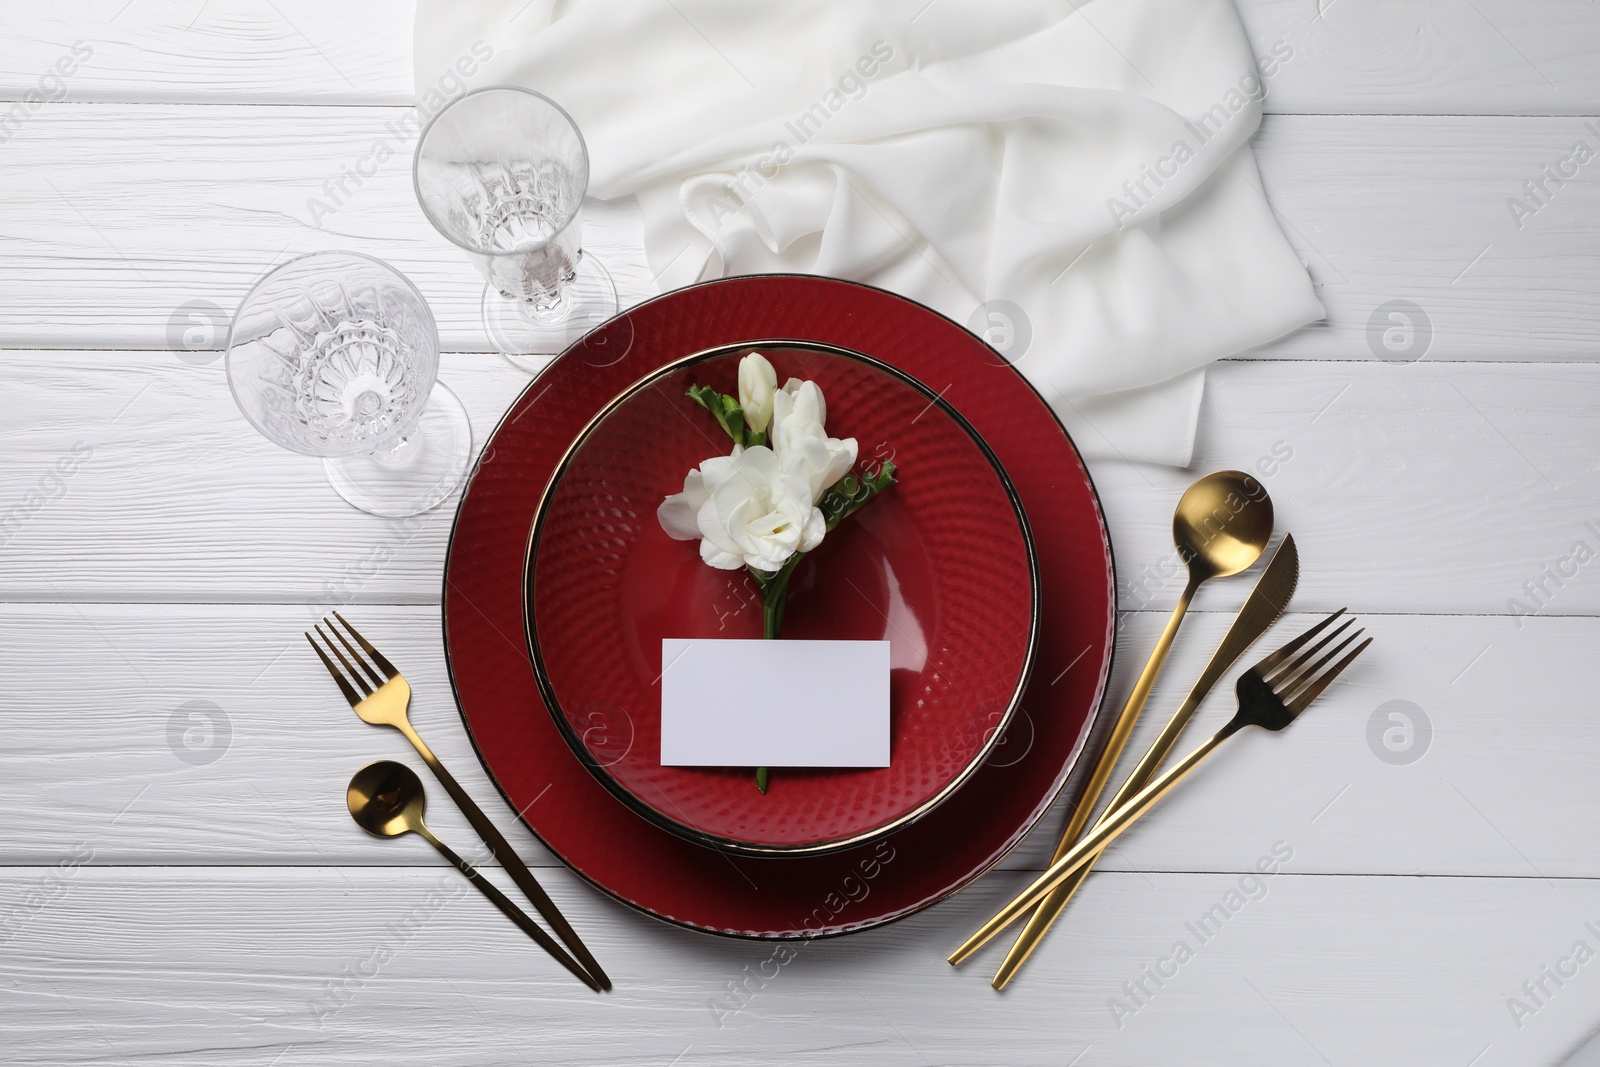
347, 759, 428, 838
1172, 470, 1274, 581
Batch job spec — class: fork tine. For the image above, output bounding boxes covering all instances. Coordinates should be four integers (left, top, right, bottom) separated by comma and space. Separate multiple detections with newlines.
1264, 618, 1355, 687
1288, 636, 1373, 713
306, 631, 363, 707
316, 623, 374, 697
1278, 627, 1364, 702
333, 611, 398, 680
323, 618, 385, 690
1251, 608, 1346, 677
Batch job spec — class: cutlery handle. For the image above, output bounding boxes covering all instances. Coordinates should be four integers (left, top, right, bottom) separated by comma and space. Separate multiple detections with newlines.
419, 827, 602, 992
993, 686, 1208, 987
398, 720, 611, 990
1049, 579, 1197, 857
994, 535, 1301, 986
950, 727, 1232, 965
983, 581, 1194, 982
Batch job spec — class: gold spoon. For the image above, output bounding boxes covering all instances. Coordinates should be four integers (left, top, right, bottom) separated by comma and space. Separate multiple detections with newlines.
959, 471, 1273, 969
346, 761, 603, 992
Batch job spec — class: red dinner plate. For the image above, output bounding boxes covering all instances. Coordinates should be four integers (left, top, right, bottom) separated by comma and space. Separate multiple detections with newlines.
526, 341, 1040, 856
443, 275, 1115, 938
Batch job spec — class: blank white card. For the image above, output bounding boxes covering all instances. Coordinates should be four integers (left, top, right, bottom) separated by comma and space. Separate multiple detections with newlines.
659, 639, 891, 767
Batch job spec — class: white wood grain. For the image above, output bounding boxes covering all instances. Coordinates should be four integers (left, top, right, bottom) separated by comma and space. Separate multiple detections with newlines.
1, 865, 1597, 1066
2, 353, 1595, 617
1240, 0, 1600, 115
1, 106, 1596, 360
3, 4, 1599, 1063
0, 104, 658, 352
3, 2, 1597, 115
0, 0, 414, 104
0, 602, 1592, 883
1248, 113, 1600, 360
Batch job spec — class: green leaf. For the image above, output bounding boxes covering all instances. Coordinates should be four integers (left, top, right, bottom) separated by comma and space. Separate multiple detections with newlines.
756, 766, 769, 793
685, 383, 721, 415
719, 397, 748, 446
685, 384, 749, 446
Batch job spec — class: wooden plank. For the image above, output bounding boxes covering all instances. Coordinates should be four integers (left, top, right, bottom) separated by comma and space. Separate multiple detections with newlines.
0, 351, 514, 605
0, 104, 658, 352
1, 602, 1595, 883
2, 354, 1596, 615
0, 0, 414, 104
0, 106, 1595, 360
1092, 357, 1600, 620
1240, 0, 1600, 116
0, 864, 1593, 1065
2, 2, 1597, 115
1249, 113, 1600, 360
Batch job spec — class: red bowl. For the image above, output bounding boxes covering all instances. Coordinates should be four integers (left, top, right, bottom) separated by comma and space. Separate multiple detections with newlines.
526, 341, 1040, 856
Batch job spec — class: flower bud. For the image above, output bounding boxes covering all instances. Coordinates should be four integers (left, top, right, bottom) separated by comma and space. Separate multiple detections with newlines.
738, 351, 778, 434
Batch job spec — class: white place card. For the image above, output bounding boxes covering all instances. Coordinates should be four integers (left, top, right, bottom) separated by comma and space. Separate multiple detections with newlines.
659, 639, 891, 768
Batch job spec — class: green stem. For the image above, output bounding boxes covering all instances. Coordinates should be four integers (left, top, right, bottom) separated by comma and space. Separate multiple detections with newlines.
751, 553, 805, 794
760, 558, 799, 640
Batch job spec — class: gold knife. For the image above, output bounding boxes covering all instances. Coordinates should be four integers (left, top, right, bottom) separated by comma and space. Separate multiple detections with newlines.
983, 533, 1300, 986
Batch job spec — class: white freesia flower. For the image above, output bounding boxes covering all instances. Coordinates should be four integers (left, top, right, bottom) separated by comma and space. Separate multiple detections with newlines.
655, 454, 727, 541
770, 378, 857, 503
656, 445, 825, 572
737, 351, 777, 434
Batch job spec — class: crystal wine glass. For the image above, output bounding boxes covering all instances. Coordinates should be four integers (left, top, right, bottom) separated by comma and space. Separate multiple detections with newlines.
412, 86, 618, 371
225, 251, 472, 518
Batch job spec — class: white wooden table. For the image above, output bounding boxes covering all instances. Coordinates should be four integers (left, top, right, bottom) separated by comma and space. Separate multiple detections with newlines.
4, 3, 1600, 1064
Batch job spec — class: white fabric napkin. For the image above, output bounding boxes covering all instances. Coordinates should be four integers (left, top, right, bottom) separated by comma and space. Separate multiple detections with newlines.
414, 0, 1323, 466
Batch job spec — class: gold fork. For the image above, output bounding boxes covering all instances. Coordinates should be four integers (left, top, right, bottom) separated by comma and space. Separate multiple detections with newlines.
949, 609, 1371, 965
307, 612, 610, 991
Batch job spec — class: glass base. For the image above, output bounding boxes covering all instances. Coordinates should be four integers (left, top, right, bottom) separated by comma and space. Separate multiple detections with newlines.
482, 255, 618, 372
323, 383, 472, 518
